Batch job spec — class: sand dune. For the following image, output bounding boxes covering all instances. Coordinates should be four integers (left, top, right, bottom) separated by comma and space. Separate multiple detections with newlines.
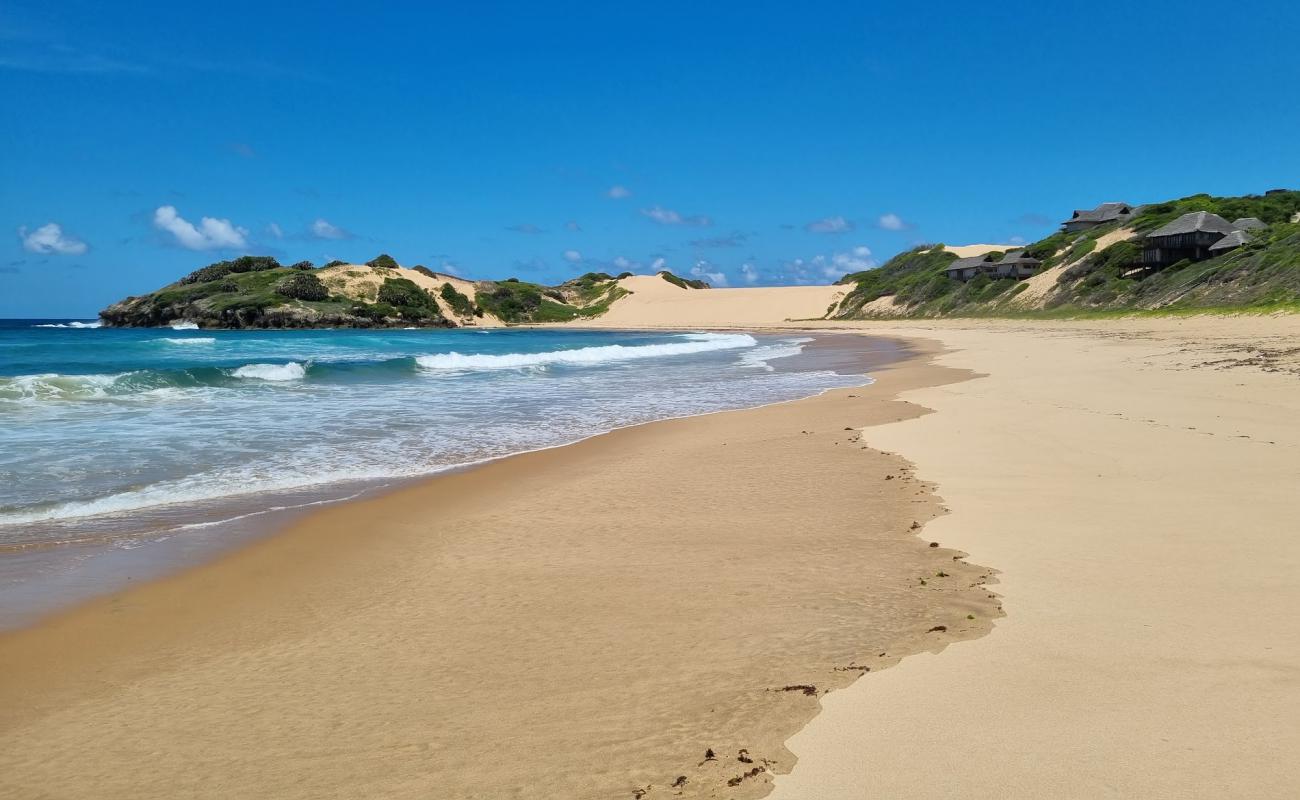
576, 275, 846, 328
942, 243, 1021, 258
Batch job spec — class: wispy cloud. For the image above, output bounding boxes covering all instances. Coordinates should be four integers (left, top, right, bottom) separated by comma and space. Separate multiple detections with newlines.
18, 222, 88, 255
267, 223, 284, 239
0, 39, 145, 74
564, 220, 582, 232
689, 231, 750, 248
805, 215, 854, 234
606, 185, 632, 199
641, 205, 712, 227
563, 249, 583, 263
310, 218, 350, 240
153, 205, 248, 250
506, 223, 545, 234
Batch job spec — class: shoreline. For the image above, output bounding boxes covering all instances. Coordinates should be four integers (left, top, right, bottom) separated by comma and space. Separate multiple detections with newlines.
0, 331, 862, 633
0, 331, 1000, 799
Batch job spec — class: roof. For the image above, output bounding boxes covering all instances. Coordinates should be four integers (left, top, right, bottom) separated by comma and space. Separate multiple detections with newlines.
947, 255, 989, 272
1146, 211, 1237, 238
1208, 230, 1251, 251
1232, 217, 1267, 230
1064, 202, 1134, 224
995, 249, 1042, 266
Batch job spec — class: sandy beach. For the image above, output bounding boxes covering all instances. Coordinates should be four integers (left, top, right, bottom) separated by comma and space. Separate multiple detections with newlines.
2, 299, 1297, 799
0, 333, 997, 799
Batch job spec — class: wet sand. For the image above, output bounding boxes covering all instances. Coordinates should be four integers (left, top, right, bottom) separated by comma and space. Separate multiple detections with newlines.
0, 334, 997, 799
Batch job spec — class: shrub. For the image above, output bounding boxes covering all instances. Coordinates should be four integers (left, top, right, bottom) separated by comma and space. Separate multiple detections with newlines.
179, 262, 235, 285
323, 259, 347, 268
289, 260, 314, 271
227, 256, 281, 273
659, 270, 709, 289
367, 254, 399, 270
410, 265, 438, 279
439, 283, 476, 316
617, 271, 633, 279
376, 277, 434, 309
275, 272, 329, 301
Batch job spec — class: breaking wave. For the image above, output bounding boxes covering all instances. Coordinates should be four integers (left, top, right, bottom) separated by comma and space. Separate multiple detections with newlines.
231, 362, 307, 381
416, 333, 757, 371
32, 321, 102, 329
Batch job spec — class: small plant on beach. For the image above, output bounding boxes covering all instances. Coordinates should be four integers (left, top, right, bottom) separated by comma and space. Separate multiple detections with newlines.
367, 253, 399, 270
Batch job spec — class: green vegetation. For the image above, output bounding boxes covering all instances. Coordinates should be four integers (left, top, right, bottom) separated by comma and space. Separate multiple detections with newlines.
833, 190, 1300, 319
275, 271, 329, 301
177, 255, 283, 285
659, 270, 710, 289
367, 253, 399, 269
101, 254, 638, 328
1128, 191, 1300, 232
439, 283, 477, 316
323, 259, 347, 268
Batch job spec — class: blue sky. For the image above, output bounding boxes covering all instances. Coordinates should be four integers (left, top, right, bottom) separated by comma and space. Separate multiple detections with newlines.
3, 1, 1298, 317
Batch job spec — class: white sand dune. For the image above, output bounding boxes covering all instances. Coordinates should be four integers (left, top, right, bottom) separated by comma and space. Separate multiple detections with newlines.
572, 274, 847, 328
942, 243, 1021, 258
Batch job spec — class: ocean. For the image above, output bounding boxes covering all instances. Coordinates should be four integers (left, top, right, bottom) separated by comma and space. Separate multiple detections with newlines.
0, 320, 867, 625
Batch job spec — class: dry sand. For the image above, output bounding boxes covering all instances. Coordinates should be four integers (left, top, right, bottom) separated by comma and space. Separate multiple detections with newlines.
582, 275, 846, 328
3, 288, 1297, 799
769, 316, 1300, 799
942, 243, 1021, 258
0, 336, 997, 800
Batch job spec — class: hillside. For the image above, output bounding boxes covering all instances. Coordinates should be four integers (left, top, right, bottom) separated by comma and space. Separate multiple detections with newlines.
97, 257, 709, 328
834, 190, 1300, 318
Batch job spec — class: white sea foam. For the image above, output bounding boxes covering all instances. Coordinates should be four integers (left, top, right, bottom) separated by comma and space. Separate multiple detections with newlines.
159, 337, 216, 345
32, 321, 102, 329
416, 333, 757, 371
231, 362, 307, 381
739, 337, 812, 371
170, 321, 200, 330
0, 372, 126, 401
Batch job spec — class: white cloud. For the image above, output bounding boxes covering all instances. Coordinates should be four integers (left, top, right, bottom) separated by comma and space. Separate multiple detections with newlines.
650, 257, 666, 271
805, 215, 854, 234
876, 213, 910, 231
641, 205, 712, 226
311, 218, 349, 240
606, 185, 631, 199
564, 220, 582, 232
612, 255, 633, 270
563, 249, 583, 263
153, 206, 248, 250
18, 222, 88, 255
740, 262, 759, 284
832, 245, 875, 273
1009, 235, 1027, 245
691, 260, 728, 287
267, 222, 284, 239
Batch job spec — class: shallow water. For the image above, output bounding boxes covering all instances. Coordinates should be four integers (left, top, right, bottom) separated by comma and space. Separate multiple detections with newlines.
0, 320, 866, 626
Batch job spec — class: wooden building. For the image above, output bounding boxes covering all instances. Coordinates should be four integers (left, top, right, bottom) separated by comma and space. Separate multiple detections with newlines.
946, 250, 1041, 282
1060, 202, 1136, 233
1140, 211, 1238, 269
1208, 229, 1252, 255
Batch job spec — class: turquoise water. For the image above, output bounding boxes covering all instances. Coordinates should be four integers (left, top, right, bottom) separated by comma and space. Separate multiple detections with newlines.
1, 321, 864, 558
